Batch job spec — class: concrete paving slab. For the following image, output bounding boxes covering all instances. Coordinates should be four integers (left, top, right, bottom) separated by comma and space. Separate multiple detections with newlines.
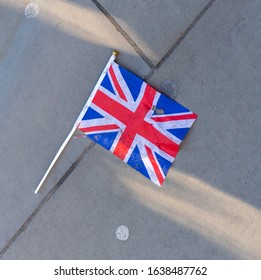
0, 0, 149, 253
147, 0, 261, 256
97, 0, 209, 65
2, 145, 238, 260
148, 0, 261, 209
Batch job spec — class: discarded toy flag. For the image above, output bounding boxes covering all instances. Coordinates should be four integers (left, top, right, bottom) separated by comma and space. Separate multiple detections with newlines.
78, 62, 197, 186
35, 51, 197, 193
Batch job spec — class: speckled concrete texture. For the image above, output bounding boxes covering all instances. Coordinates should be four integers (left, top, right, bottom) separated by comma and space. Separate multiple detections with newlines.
0, 0, 260, 259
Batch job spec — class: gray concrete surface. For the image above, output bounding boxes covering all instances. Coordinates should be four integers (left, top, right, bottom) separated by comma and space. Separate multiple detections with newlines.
97, 0, 209, 65
0, 0, 261, 259
0, 0, 149, 254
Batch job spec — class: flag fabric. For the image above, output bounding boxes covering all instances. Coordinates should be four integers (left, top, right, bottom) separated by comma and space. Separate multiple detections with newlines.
78, 62, 197, 186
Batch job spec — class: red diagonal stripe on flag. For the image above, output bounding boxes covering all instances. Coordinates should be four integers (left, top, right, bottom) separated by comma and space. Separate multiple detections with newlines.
145, 146, 164, 186
80, 124, 119, 133
109, 65, 128, 102
152, 112, 198, 122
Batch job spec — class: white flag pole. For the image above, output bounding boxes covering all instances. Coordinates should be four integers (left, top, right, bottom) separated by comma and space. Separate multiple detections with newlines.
34, 51, 118, 194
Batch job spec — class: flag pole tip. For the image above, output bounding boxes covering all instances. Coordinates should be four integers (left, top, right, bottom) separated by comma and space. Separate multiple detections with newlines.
112, 50, 118, 56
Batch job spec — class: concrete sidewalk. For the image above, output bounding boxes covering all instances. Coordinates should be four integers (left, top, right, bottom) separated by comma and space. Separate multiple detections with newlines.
0, 0, 260, 259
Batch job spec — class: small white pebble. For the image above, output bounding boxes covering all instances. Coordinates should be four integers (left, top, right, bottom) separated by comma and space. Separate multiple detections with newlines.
116, 225, 129, 241
25, 3, 39, 19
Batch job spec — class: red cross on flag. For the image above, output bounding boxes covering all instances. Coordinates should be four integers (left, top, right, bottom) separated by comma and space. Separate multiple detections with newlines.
78, 62, 197, 186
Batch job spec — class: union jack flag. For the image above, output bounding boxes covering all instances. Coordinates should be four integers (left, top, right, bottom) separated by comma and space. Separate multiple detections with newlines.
78, 62, 197, 186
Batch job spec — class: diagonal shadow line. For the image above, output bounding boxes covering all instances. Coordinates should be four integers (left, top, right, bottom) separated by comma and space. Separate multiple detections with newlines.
91, 0, 155, 69
145, 0, 216, 80
0, 141, 96, 259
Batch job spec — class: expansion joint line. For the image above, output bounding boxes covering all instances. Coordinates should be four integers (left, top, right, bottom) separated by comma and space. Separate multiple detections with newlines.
0, 142, 95, 259
91, 0, 154, 69
145, 0, 216, 81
